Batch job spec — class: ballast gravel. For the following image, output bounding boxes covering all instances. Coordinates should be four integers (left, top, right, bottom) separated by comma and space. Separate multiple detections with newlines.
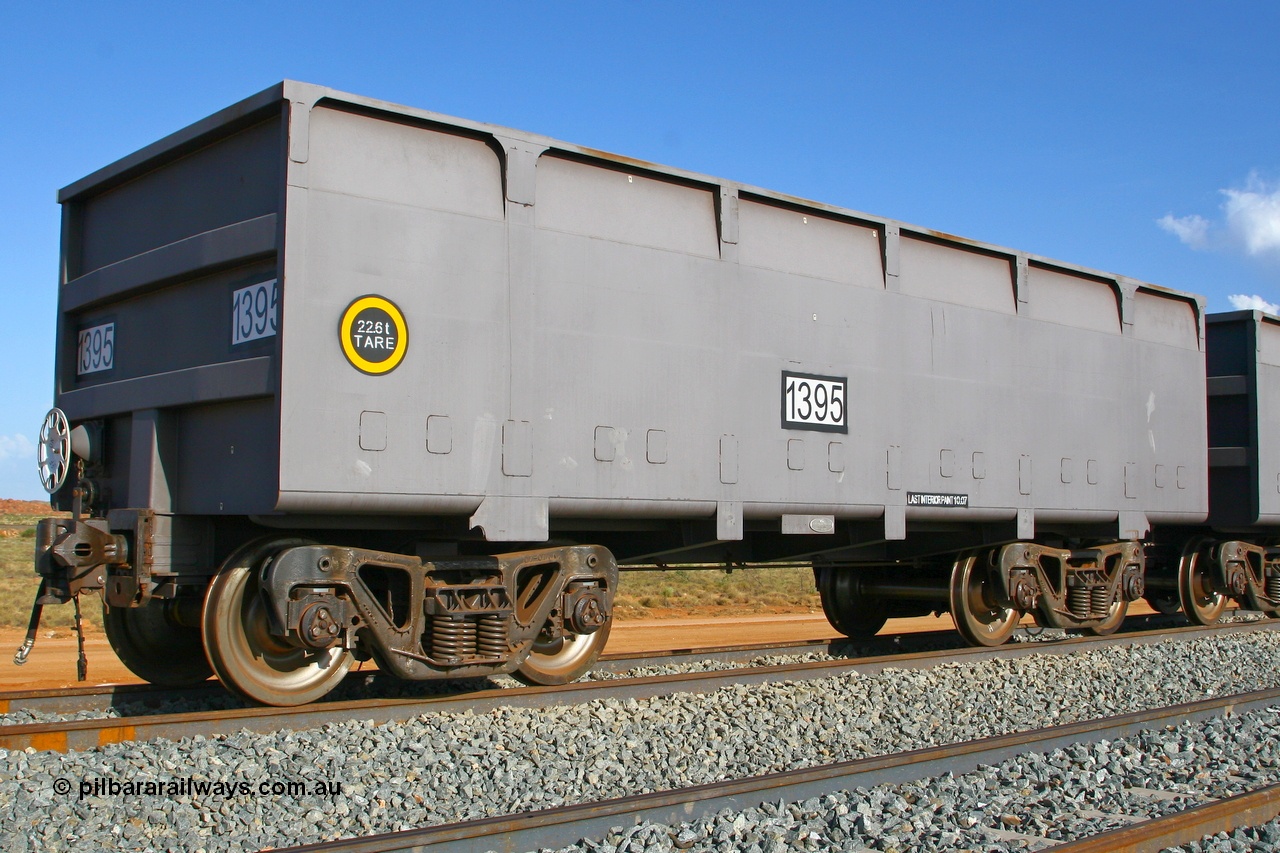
3, 628, 1280, 851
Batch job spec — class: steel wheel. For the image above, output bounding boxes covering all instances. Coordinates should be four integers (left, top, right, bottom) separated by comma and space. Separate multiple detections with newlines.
513, 619, 612, 686
102, 599, 213, 686
1178, 539, 1226, 626
815, 567, 888, 639
949, 552, 1019, 647
203, 539, 353, 706
1083, 597, 1129, 636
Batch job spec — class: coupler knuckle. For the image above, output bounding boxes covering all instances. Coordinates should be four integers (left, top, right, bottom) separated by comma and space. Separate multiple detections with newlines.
34, 517, 127, 602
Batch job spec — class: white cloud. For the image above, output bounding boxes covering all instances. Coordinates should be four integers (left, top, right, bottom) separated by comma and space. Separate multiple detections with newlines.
1157, 213, 1211, 249
1228, 294, 1280, 315
0, 434, 34, 464
1222, 176, 1280, 257
1159, 174, 1280, 261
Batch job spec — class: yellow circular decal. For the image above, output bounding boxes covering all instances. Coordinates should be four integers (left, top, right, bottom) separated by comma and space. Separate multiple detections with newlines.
339, 296, 408, 375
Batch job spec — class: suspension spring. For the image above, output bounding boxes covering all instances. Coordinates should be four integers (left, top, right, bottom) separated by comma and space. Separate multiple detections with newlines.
1091, 586, 1110, 618
476, 614, 507, 660
430, 616, 477, 661
1268, 573, 1280, 604
1068, 586, 1091, 620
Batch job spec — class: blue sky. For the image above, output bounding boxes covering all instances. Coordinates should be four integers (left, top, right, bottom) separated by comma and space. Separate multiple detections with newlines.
1, 2, 1278, 500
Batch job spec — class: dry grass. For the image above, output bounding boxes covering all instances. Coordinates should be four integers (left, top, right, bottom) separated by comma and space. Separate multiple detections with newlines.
613, 566, 820, 619
0, 508, 97, 630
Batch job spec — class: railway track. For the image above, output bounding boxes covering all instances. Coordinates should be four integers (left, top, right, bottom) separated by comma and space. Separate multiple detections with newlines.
2, 618, 1274, 753
0, 611, 1208, 721
251, 689, 1280, 853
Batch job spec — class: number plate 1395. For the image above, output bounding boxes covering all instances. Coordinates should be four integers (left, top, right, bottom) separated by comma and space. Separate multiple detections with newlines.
781, 371, 848, 433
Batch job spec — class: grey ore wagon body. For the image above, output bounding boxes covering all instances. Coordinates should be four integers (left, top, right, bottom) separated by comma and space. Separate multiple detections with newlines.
27, 82, 1233, 705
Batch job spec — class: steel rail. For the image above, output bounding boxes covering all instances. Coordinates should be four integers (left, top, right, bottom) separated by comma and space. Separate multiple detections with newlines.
2, 620, 1276, 753
1048, 782, 1280, 852
264, 688, 1280, 853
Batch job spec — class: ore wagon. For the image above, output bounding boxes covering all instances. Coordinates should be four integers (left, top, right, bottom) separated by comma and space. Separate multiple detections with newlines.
27, 82, 1208, 704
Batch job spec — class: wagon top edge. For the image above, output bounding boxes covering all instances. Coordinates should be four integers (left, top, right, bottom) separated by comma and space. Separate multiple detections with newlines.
1206, 309, 1280, 327
56, 79, 1203, 314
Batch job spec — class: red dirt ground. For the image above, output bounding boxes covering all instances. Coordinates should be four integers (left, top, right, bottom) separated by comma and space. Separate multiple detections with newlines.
0, 499, 56, 516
